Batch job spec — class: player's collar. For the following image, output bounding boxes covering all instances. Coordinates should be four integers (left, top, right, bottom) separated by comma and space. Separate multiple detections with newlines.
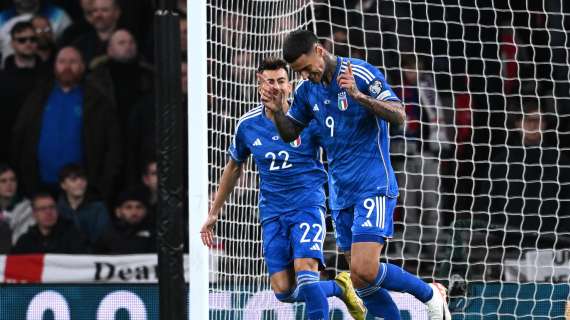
333, 56, 344, 78
261, 104, 269, 119
323, 56, 345, 89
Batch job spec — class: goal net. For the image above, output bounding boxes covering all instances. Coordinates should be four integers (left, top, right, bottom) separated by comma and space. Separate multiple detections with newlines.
205, 0, 570, 318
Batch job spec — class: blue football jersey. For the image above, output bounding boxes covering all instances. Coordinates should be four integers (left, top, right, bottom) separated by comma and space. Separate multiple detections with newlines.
228, 105, 327, 222
287, 57, 400, 210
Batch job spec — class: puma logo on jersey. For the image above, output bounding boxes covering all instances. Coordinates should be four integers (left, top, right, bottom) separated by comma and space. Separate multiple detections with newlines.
310, 243, 321, 251
361, 220, 373, 227
253, 138, 262, 146
313, 104, 319, 112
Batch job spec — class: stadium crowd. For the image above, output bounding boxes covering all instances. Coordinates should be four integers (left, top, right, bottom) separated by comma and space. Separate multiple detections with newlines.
0, 0, 180, 255
0, 0, 568, 281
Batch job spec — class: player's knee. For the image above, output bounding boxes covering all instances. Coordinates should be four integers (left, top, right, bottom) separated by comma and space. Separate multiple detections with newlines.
349, 271, 367, 289
271, 279, 292, 294
274, 289, 296, 303
293, 258, 319, 273
350, 263, 377, 287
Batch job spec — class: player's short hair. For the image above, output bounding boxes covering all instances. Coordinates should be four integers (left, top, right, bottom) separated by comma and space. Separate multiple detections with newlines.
10, 21, 34, 38
257, 56, 288, 75
283, 30, 319, 63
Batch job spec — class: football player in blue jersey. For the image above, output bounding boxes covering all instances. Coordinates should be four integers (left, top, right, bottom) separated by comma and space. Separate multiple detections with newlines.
261, 30, 451, 320
201, 57, 366, 320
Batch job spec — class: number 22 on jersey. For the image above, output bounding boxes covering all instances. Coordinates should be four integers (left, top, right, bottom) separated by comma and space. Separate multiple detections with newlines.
265, 151, 292, 171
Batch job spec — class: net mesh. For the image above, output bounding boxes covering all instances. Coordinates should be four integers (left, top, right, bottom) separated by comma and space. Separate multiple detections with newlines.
206, 0, 570, 318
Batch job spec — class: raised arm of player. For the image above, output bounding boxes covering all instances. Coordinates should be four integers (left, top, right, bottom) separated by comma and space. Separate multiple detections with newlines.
258, 73, 303, 142
337, 62, 406, 125
272, 109, 303, 142
200, 159, 243, 246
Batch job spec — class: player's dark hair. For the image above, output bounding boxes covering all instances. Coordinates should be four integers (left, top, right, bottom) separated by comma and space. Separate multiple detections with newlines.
257, 57, 288, 74
283, 30, 319, 63
10, 21, 34, 38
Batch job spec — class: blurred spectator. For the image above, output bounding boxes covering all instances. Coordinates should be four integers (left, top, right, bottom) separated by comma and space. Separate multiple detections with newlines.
498, 21, 531, 96
391, 55, 451, 258
30, 15, 54, 63
0, 22, 45, 163
93, 188, 155, 254
141, 159, 157, 210
11, 191, 87, 254
72, 0, 120, 67
11, 46, 122, 202
0, 164, 33, 244
114, 0, 154, 52
58, 0, 93, 46
0, 0, 71, 60
89, 29, 153, 131
137, 159, 157, 231
482, 98, 570, 249
3, 21, 44, 71
127, 60, 186, 185
177, 0, 186, 16
56, 163, 110, 246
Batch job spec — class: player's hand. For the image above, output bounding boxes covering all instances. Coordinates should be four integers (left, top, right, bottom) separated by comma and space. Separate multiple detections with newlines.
258, 73, 285, 113
200, 211, 219, 247
337, 61, 359, 97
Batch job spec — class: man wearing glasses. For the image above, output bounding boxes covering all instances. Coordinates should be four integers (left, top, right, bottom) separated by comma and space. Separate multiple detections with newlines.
4, 21, 43, 71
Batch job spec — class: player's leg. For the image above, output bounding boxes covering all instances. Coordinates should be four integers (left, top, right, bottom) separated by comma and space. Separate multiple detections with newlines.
270, 268, 299, 303
292, 258, 329, 320
330, 208, 371, 320
350, 195, 451, 320
290, 207, 365, 320
262, 216, 302, 303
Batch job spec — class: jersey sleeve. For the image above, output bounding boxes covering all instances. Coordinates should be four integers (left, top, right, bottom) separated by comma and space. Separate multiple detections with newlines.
286, 80, 313, 127
352, 62, 400, 102
227, 123, 250, 163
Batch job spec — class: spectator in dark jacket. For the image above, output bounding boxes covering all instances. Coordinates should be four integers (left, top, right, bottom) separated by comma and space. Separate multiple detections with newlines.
11, 46, 122, 202
3, 21, 44, 71
93, 188, 155, 254
72, 0, 120, 67
88, 29, 153, 132
30, 15, 56, 64
11, 192, 87, 254
481, 98, 570, 249
56, 163, 110, 246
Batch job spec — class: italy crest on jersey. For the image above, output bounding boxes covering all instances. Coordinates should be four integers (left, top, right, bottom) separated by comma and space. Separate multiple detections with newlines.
338, 91, 348, 111
290, 136, 302, 148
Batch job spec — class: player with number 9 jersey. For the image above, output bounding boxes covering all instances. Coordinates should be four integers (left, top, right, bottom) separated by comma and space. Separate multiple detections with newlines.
201, 57, 367, 320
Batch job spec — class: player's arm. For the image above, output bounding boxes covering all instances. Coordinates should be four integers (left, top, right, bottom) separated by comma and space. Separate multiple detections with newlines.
337, 62, 406, 125
273, 110, 303, 142
200, 159, 243, 246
